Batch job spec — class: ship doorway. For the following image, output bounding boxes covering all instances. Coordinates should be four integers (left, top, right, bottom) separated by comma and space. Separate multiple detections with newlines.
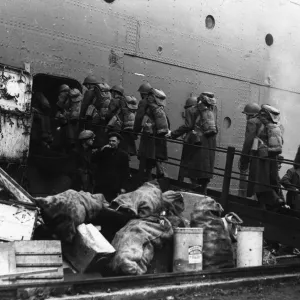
27, 74, 82, 196
32, 74, 82, 109
30, 73, 82, 153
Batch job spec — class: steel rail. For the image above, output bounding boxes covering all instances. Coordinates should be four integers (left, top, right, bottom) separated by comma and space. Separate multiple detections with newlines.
1, 263, 300, 292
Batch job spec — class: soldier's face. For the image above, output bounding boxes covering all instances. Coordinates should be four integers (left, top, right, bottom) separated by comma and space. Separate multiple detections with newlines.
85, 84, 93, 90
86, 137, 94, 147
60, 91, 68, 97
140, 93, 147, 99
109, 137, 120, 149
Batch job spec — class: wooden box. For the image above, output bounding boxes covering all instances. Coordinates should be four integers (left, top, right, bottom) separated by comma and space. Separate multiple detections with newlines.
63, 223, 115, 273
0, 240, 63, 284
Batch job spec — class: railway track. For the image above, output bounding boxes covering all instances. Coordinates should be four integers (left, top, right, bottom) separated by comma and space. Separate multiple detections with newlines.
1, 263, 300, 300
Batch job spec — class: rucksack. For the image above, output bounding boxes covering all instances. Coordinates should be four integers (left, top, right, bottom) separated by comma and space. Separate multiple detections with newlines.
95, 83, 111, 120
68, 89, 83, 120
122, 96, 138, 131
107, 96, 138, 131
257, 104, 283, 155
197, 97, 218, 137
86, 84, 111, 121
146, 89, 169, 135
266, 123, 283, 154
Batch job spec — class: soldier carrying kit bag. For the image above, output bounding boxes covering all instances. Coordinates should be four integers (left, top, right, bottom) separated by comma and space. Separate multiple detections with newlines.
86, 82, 111, 122
252, 104, 284, 157
107, 95, 138, 131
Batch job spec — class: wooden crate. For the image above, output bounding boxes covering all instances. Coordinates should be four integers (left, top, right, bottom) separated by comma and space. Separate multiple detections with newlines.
0, 201, 37, 242
63, 224, 115, 273
0, 243, 16, 285
0, 240, 63, 284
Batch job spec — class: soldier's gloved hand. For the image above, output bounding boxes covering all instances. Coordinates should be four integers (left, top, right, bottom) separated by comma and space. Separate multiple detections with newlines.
132, 132, 139, 140
165, 130, 172, 138
238, 159, 248, 174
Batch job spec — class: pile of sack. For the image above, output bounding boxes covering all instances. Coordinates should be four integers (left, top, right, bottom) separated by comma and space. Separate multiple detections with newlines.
34, 180, 242, 275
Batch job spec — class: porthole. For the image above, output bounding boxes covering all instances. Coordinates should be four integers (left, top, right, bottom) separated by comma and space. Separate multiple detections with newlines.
265, 34, 274, 46
223, 117, 232, 129
205, 15, 215, 29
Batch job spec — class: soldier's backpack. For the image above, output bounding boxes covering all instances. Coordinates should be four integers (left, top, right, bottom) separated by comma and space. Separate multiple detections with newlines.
197, 93, 218, 137
258, 104, 283, 155
86, 83, 111, 121
121, 96, 138, 131
107, 96, 138, 131
146, 89, 169, 136
68, 89, 83, 120
95, 83, 111, 120
266, 123, 283, 154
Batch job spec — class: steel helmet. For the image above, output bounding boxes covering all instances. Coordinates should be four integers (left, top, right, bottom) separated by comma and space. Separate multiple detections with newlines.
184, 96, 197, 109
110, 84, 124, 95
58, 84, 70, 93
78, 130, 95, 140
83, 75, 99, 86
242, 103, 260, 116
138, 82, 152, 94
125, 95, 138, 110
69, 88, 81, 98
98, 82, 111, 92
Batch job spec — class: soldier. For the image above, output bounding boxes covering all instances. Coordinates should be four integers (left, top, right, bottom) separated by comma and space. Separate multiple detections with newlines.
70, 130, 95, 193
240, 104, 285, 210
54, 85, 69, 152
80, 75, 100, 120
93, 132, 130, 202
168, 92, 218, 195
66, 88, 83, 148
56, 84, 70, 111
134, 83, 169, 182
238, 103, 260, 197
281, 149, 300, 210
88, 82, 112, 148
31, 91, 53, 154
175, 96, 198, 182
106, 85, 137, 156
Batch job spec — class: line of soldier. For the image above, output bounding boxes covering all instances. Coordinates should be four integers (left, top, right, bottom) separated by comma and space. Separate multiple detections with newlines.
237, 103, 300, 211
30, 75, 219, 200
31, 75, 294, 210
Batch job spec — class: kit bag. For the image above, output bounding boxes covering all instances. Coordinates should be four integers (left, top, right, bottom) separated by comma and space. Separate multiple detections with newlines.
147, 89, 169, 135
110, 216, 173, 275
190, 197, 235, 270
197, 95, 218, 137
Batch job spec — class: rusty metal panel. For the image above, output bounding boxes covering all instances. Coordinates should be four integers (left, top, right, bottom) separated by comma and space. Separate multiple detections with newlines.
0, 65, 32, 162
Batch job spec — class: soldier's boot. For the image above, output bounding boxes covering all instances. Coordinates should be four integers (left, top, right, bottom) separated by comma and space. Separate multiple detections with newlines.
145, 168, 153, 182
156, 161, 166, 179
201, 179, 210, 196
